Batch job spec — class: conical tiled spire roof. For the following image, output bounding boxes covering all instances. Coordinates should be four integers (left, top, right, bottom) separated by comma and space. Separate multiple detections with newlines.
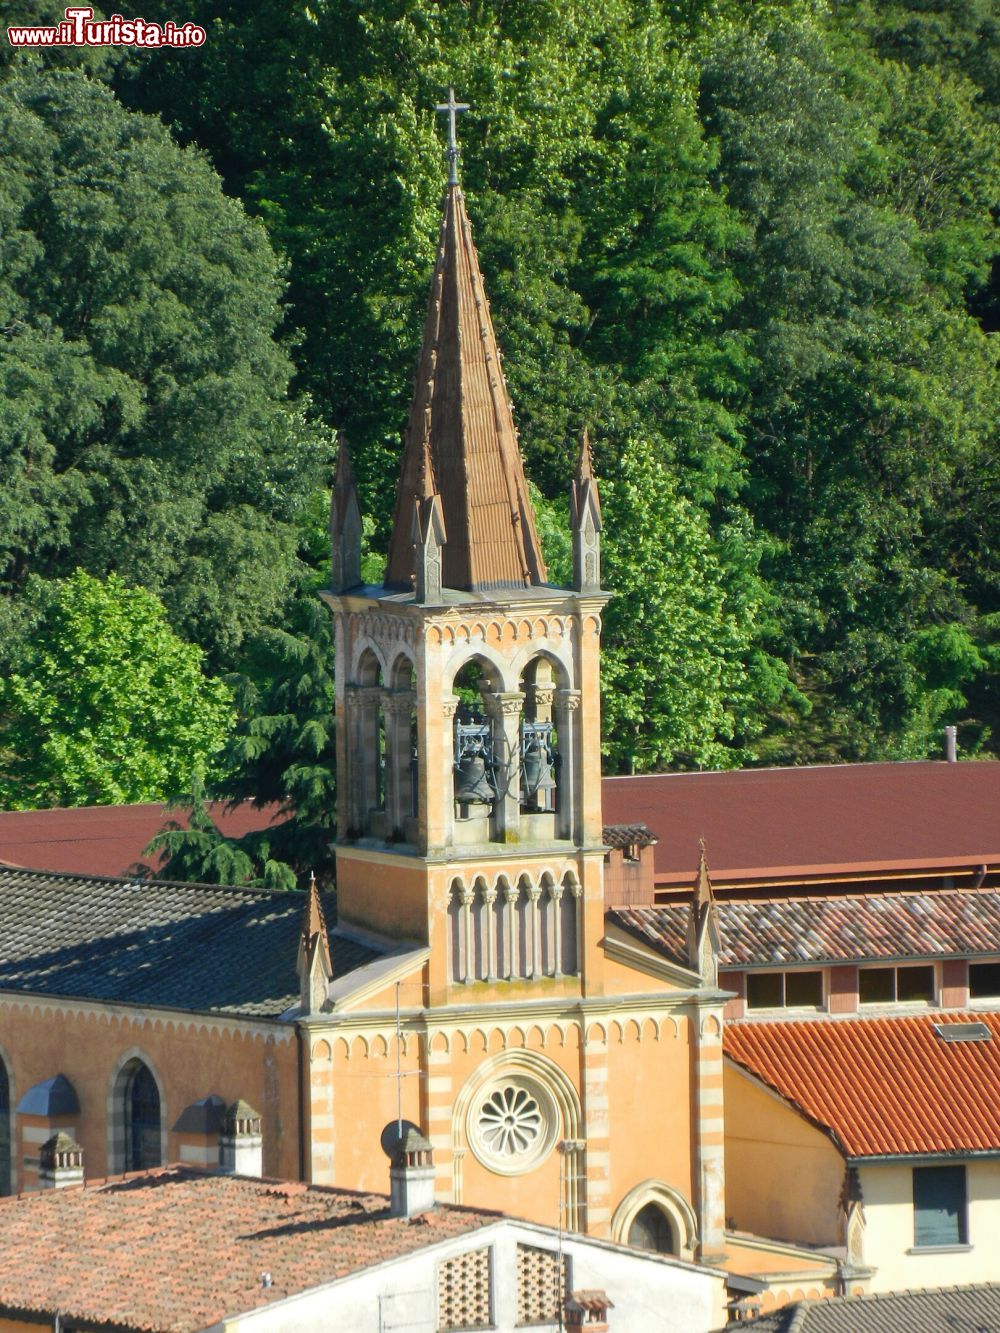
385, 185, 547, 593
298, 872, 332, 978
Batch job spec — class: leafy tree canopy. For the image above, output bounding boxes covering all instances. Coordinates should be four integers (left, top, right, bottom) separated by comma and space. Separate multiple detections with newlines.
0, 570, 232, 808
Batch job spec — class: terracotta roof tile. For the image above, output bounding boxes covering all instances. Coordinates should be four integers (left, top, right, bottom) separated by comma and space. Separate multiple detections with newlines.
0, 1170, 499, 1333
611, 887, 1000, 969
601, 762, 1000, 885
725, 1011, 1000, 1157
603, 823, 657, 850
385, 185, 546, 593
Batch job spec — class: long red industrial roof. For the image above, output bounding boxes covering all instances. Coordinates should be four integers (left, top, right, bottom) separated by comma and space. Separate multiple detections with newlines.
726, 1011, 1000, 1159
2, 761, 998, 885
0, 802, 284, 878
602, 761, 1000, 886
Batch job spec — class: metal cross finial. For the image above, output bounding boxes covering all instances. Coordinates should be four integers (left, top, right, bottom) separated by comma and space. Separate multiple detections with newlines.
435, 87, 470, 186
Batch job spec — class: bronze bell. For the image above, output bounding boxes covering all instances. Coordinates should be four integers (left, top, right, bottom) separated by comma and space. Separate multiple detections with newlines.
522, 736, 556, 797
455, 752, 496, 804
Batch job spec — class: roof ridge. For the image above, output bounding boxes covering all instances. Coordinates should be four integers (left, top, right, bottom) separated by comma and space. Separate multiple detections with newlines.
0, 863, 309, 902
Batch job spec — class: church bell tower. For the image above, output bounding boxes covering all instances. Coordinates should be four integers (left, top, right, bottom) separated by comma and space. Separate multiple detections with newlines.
321, 94, 610, 1004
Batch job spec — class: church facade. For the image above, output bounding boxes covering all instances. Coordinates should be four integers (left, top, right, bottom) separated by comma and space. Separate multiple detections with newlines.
308, 173, 727, 1260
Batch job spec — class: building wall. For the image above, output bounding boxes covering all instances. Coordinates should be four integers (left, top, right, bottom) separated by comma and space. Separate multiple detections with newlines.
858, 1159, 1000, 1292
0, 995, 298, 1189
229, 1221, 726, 1333
304, 999, 704, 1246
724, 1064, 844, 1246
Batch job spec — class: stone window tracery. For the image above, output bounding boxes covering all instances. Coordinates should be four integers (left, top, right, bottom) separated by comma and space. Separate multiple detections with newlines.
469, 1074, 557, 1175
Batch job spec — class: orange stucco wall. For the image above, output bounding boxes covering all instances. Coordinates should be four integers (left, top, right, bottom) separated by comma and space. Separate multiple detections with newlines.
724, 1063, 844, 1246
0, 996, 299, 1190
306, 1002, 702, 1242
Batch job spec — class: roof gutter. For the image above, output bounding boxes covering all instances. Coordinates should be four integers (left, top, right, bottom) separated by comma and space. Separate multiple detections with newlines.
848, 1149, 1000, 1166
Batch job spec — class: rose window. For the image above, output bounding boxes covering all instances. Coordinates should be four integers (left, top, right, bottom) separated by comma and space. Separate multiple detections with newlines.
468, 1074, 558, 1175
478, 1086, 542, 1158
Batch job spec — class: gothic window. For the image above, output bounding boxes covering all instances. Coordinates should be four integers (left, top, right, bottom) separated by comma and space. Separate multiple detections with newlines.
560, 876, 579, 976
124, 1062, 161, 1171
519, 657, 558, 815
628, 1202, 678, 1255
0, 1060, 10, 1196
448, 881, 465, 984
355, 649, 386, 831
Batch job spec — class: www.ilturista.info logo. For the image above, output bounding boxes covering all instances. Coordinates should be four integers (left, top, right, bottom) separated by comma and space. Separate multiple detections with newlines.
8, 6, 205, 47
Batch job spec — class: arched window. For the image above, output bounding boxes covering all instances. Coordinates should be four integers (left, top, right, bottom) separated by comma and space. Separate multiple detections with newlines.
628, 1202, 677, 1255
125, 1063, 161, 1171
0, 1061, 10, 1195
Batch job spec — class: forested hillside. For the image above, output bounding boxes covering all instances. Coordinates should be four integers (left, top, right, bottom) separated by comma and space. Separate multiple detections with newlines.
1, 0, 997, 884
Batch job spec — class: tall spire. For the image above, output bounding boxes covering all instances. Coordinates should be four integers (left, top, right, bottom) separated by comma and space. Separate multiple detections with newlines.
385, 105, 547, 594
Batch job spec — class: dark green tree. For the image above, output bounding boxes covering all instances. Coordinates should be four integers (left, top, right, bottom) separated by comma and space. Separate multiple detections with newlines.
149, 598, 336, 889
0, 66, 329, 671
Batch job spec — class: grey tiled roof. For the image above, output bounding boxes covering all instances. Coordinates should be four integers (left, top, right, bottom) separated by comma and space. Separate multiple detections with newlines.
0, 867, 376, 1019
611, 888, 1000, 969
733, 1283, 1000, 1331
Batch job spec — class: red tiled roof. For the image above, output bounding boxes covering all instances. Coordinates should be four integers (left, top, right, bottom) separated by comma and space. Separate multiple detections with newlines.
601, 762, 1000, 886
725, 1012, 1000, 1158
610, 887, 1000, 969
0, 802, 284, 878
0, 1169, 499, 1332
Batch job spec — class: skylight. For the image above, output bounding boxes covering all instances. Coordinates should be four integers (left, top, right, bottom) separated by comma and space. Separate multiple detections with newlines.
934, 1022, 992, 1043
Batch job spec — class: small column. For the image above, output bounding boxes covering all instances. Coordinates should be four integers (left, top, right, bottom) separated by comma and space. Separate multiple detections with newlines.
482, 689, 524, 841
528, 882, 543, 980
503, 880, 519, 979
549, 879, 565, 977
219, 1100, 263, 1177
482, 882, 499, 982
38, 1133, 83, 1190
554, 689, 581, 841
459, 883, 475, 984
571, 877, 584, 977
343, 685, 364, 835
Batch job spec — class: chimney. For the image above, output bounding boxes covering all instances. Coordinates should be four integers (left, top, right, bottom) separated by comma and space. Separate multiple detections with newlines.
219, 1100, 263, 1177
565, 1291, 614, 1331
389, 1126, 435, 1219
38, 1132, 83, 1189
945, 725, 958, 763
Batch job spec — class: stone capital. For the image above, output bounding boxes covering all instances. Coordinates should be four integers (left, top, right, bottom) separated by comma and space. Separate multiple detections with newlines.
442, 694, 461, 719
481, 689, 524, 718
554, 688, 582, 712
383, 690, 416, 717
